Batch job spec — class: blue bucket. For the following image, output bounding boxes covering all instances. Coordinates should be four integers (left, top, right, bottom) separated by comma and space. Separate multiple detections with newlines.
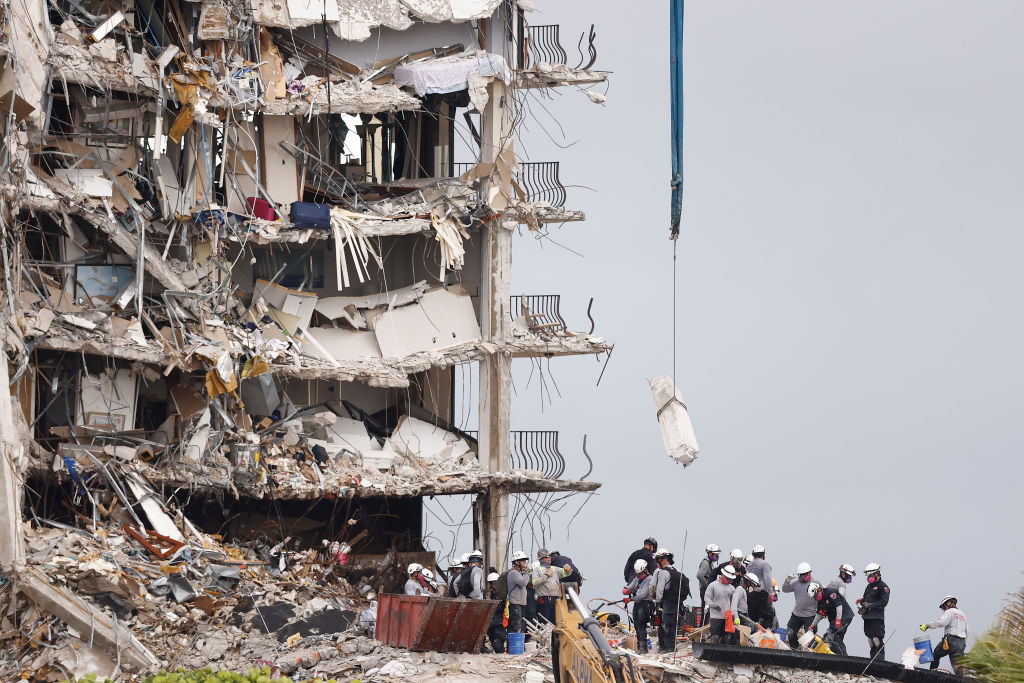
914, 636, 934, 664
507, 632, 525, 655
775, 627, 788, 641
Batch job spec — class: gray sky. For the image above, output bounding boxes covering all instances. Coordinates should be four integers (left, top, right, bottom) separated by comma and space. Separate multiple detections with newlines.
431, 0, 1024, 656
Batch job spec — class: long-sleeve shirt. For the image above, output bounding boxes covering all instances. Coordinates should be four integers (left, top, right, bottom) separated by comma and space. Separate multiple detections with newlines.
782, 575, 818, 617
532, 564, 562, 597
550, 555, 581, 584
627, 572, 654, 602
653, 567, 671, 602
811, 589, 852, 628
697, 558, 715, 597
826, 576, 848, 598
507, 568, 530, 605
623, 548, 656, 583
746, 558, 774, 596
926, 608, 968, 638
469, 566, 484, 599
860, 580, 890, 620
731, 586, 749, 615
405, 578, 425, 596
703, 580, 735, 619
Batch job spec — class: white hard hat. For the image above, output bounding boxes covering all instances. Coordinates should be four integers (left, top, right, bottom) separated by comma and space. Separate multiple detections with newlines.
472, 548, 483, 557
752, 544, 766, 554
864, 562, 881, 574
449, 557, 463, 570
408, 562, 423, 575
422, 568, 434, 580
939, 595, 957, 608
744, 573, 761, 588
654, 548, 672, 558
840, 564, 856, 576
706, 543, 721, 553
744, 554, 754, 565
633, 558, 648, 574
730, 548, 744, 561
796, 562, 812, 575
511, 549, 529, 563
468, 551, 483, 563
721, 565, 737, 580
460, 553, 471, 564
807, 582, 822, 597
487, 572, 500, 582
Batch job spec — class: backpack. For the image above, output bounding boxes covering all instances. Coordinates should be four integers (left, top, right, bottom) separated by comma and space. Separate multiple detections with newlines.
663, 567, 690, 608
457, 566, 475, 597
494, 569, 511, 602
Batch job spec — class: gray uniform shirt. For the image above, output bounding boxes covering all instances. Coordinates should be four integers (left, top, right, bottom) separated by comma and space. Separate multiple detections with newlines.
626, 572, 654, 601
697, 558, 714, 590
469, 566, 485, 600
405, 578, 424, 596
653, 567, 672, 602
782, 575, 818, 617
746, 557, 774, 596
507, 568, 530, 605
731, 586, 749, 614
532, 564, 561, 597
826, 576, 848, 598
703, 580, 735, 619
927, 608, 969, 638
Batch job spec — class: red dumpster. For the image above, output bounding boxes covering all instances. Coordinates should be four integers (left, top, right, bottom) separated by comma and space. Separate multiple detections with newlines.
376, 594, 499, 652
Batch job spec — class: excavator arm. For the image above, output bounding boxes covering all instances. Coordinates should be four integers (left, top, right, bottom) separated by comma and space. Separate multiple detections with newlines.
552, 588, 639, 683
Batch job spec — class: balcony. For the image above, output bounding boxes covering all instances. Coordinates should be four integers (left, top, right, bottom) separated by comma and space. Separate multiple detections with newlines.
467, 430, 594, 480
514, 22, 609, 90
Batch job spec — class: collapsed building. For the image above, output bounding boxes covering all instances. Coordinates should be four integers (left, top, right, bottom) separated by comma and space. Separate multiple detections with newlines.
0, 0, 611, 677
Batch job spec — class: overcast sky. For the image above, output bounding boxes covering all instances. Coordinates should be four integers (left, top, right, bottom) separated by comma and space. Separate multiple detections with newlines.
429, 0, 1024, 657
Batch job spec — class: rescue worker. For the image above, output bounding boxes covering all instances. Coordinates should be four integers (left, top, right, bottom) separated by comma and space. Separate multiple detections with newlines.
623, 558, 655, 654
486, 572, 507, 653
652, 548, 689, 654
532, 549, 562, 624
703, 565, 737, 645
506, 550, 531, 634
549, 551, 582, 594
697, 543, 721, 606
827, 564, 857, 598
745, 545, 776, 629
921, 595, 968, 671
405, 563, 428, 596
461, 550, 485, 599
856, 562, 889, 660
809, 582, 853, 655
624, 537, 658, 583
446, 557, 463, 596
714, 549, 746, 586
728, 573, 763, 644
781, 562, 816, 648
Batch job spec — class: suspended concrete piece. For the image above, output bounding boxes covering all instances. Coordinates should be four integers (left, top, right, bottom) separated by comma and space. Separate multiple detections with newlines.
650, 376, 698, 466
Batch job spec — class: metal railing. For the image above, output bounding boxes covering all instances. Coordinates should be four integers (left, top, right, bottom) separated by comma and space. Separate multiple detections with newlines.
466, 430, 567, 479
517, 23, 598, 71
453, 161, 566, 208
510, 294, 568, 335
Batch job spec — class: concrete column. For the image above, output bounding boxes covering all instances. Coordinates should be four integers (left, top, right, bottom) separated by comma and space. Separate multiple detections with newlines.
477, 80, 512, 571
0, 354, 25, 570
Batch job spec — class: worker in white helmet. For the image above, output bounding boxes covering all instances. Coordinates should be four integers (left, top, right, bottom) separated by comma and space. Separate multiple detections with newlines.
696, 543, 721, 610
623, 557, 656, 654
827, 564, 857, 598
652, 548, 688, 654
446, 557, 463, 596
809, 582, 853, 655
781, 562, 816, 648
506, 550, 531, 634
703, 564, 736, 644
856, 562, 890, 660
745, 544, 776, 628
405, 563, 427, 596
921, 595, 969, 671
485, 572, 507, 653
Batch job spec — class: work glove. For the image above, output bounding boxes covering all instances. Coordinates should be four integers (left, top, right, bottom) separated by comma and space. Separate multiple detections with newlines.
733, 616, 740, 627
622, 588, 631, 596
771, 594, 778, 603
834, 619, 842, 630
920, 624, 928, 632
623, 597, 631, 605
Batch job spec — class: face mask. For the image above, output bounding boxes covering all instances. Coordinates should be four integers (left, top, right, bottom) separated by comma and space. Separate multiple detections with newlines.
843, 575, 852, 583
815, 593, 823, 602
710, 554, 719, 562
800, 574, 810, 583
867, 576, 877, 584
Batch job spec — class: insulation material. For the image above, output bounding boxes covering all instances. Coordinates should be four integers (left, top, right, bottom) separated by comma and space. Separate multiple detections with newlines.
393, 51, 510, 98
372, 288, 480, 358
650, 376, 699, 467
330, 208, 384, 291
315, 281, 428, 319
302, 328, 381, 362
431, 210, 470, 278
255, 280, 317, 332
261, 116, 300, 206
388, 416, 471, 464
78, 369, 137, 431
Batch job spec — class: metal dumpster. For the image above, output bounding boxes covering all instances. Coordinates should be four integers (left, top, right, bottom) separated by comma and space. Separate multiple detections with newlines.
376, 594, 499, 652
